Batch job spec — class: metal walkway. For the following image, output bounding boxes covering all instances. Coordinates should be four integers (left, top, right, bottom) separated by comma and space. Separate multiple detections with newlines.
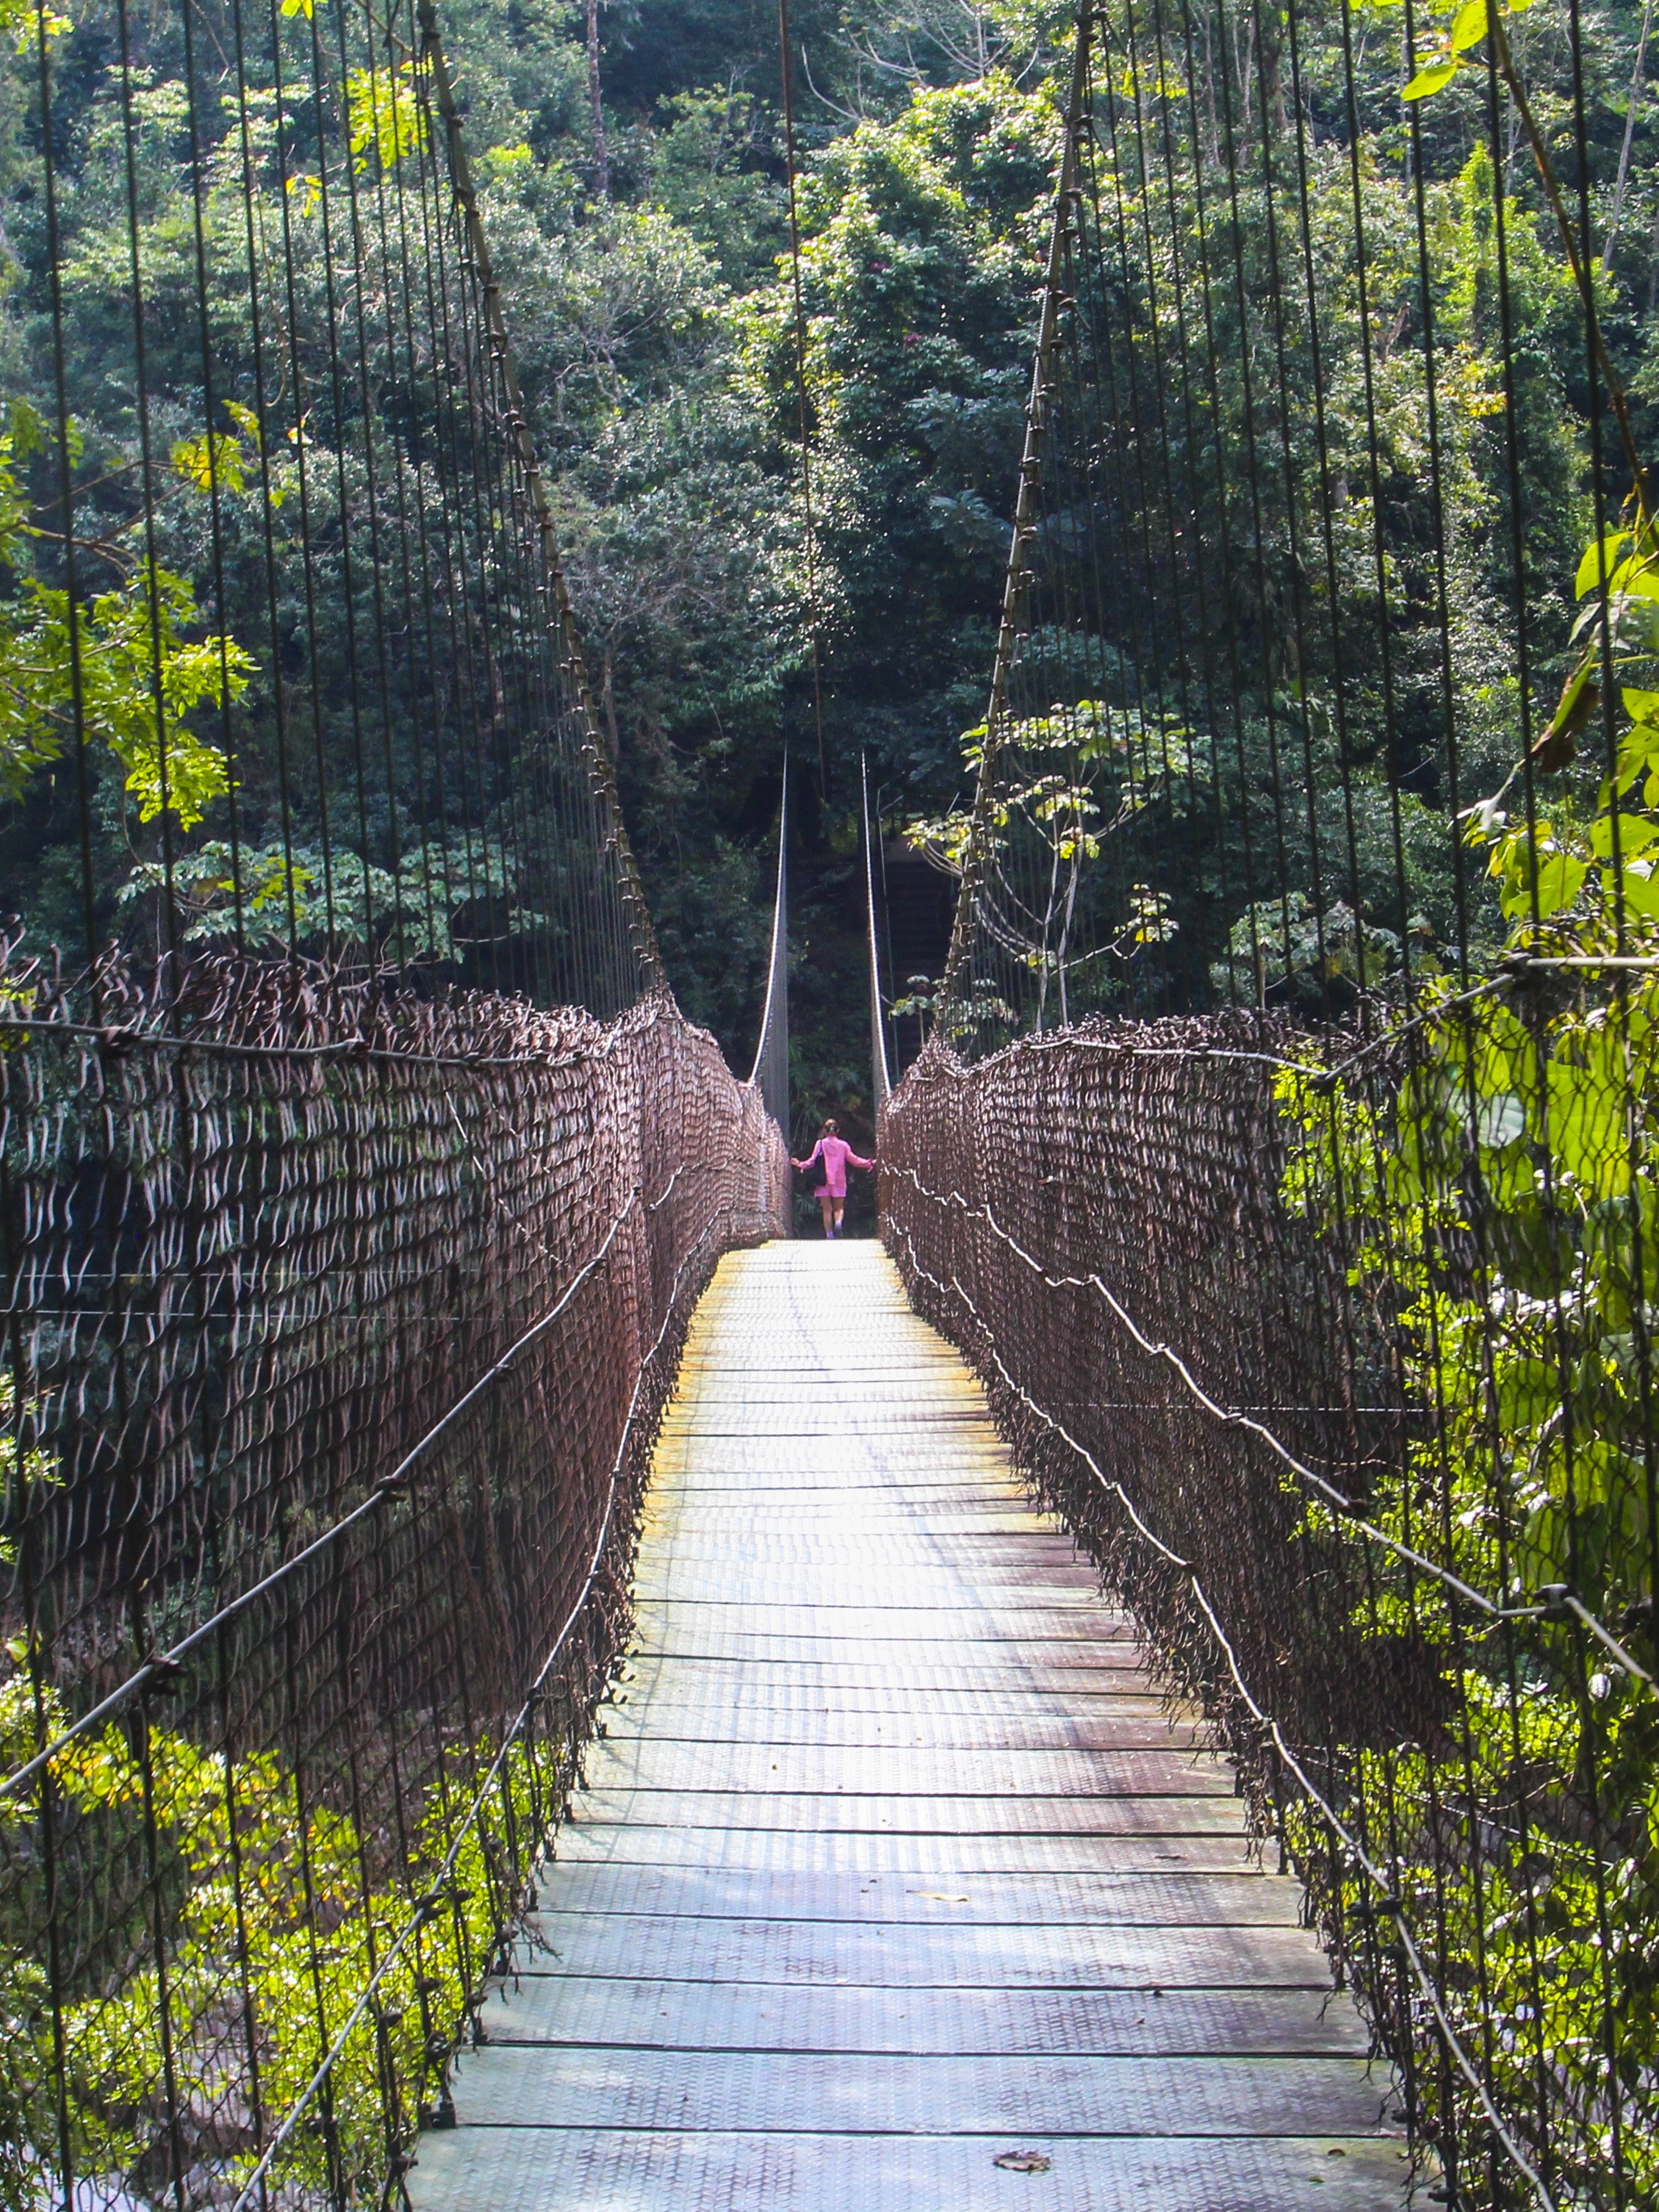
409, 1241, 1406, 2211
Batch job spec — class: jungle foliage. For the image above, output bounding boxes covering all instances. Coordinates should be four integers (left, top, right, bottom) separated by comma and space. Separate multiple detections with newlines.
5, 0, 1654, 1118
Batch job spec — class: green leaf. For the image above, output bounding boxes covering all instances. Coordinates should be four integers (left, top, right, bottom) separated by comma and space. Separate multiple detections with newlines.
1496, 836, 1588, 921
1605, 855, 1659, 918
1548, 1034, 1630, 1196
1534, 851, 1589, 915
171, 431, 246, 497
1449, 0, 1490, 51
1475, 1091, 1527, 1148
1403, 55, 1461, 96
1590, 812, 1659, 860
1576, 531, 1632, 599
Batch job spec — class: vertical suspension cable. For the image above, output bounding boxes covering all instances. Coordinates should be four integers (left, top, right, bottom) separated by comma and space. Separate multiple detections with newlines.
749, 755, 791, 1138
862, 753, 891, 1105
940, 20, 1091, 1015
777, 0, 829, 807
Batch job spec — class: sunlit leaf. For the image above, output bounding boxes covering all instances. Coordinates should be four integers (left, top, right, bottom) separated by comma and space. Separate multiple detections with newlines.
1403, 56, 1461, 97
1575, 531, 1632, 599
345, 61, 428, 176
171, 430, 246, 496
1590, 812, 1659, 861
1449, 0, 1490, 52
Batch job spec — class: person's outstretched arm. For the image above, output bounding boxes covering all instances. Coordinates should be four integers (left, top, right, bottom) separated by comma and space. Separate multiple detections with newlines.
848, 1150, 875, 1173
793, 1138, 826, 1174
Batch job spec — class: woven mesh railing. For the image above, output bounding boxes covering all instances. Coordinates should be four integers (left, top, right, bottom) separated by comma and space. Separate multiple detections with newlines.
883, 1006, 1656, 2212
1, 949, 785, 2209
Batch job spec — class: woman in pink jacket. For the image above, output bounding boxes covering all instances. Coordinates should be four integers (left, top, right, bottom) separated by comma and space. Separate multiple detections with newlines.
792, 1118, 874, 1240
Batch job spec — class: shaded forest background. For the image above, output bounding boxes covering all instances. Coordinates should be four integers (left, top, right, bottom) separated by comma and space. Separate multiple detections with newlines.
4, 0, 1659, 1219
436, 0, 1081, 1200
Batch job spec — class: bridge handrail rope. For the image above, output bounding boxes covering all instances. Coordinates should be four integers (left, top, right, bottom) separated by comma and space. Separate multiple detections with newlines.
883, 1157, 1652, 1679
0, 1159, 697, 1811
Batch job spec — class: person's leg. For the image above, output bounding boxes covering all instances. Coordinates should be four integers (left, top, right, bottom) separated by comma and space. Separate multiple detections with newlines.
818, 1193, 835, 1239
832, 1198, 846, 1237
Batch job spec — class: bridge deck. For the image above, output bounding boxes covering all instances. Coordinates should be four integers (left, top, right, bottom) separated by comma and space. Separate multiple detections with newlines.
409, 1241, 1405, 2211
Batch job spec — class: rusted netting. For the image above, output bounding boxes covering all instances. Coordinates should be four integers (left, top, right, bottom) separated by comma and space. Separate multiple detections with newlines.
882, 1012, 1655, 2211
0, 950, 786, 2211
882, 1016, 1414, 1751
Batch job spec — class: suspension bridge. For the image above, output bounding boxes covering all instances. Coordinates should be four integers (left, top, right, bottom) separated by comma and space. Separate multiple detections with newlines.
1, 0, 1653, 2205
408, 1240, 1405, 2208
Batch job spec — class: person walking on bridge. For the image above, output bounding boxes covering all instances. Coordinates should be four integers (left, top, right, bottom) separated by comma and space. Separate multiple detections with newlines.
792, 1118, 874, 1240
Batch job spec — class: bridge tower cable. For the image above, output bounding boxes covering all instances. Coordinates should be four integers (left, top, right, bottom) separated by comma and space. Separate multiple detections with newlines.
749, 755, 792, 1143
862, 753, 892, 1108
775, 0, 830, 807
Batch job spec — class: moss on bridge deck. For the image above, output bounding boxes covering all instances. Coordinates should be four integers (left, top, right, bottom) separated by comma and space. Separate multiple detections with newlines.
407, 1240, 1406, 2211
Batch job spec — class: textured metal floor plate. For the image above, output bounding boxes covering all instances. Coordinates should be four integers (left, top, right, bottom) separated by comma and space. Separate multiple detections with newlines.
411, 2125, 1407, 2211
478, 1976, 1363, 2055
408, 1242, 1403, 2210
511, 1862, 1303, 1926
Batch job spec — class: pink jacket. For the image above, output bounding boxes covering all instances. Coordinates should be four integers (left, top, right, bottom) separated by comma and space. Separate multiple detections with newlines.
796, 1135, 874, 1197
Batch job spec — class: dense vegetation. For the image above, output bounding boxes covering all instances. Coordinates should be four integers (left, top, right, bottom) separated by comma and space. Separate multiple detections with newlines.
0, 0, 1081, 1177
4, 0, 1658, 1107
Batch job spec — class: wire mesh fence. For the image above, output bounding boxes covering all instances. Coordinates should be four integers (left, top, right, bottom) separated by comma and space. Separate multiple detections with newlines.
887, 0, 1659, 2202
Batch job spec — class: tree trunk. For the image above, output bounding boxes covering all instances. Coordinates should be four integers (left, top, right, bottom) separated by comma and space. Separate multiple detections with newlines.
586, 0, 608, 199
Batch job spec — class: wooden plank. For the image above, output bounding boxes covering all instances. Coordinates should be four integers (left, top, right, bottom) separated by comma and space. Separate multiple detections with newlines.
475, 1978, 1370, 2056
508, 1864, 1302, 1927
407, 1242, 1403, 2212
552, 1829, 1273, 1877
411, 2125, 1409, 2211
488, 1911, 1347, 1989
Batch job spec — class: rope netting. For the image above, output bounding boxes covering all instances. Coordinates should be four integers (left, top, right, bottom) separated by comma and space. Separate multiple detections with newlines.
0, 0, 791, 2197
887, 0, 1659, 2202
1, 952, 785, 2208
